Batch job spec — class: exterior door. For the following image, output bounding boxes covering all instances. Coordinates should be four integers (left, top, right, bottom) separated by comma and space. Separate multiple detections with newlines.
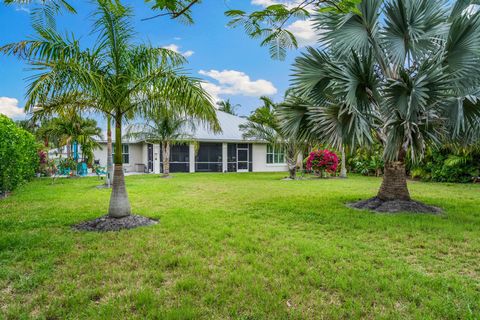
237, 146, 249, 172
147, 144, 153, 172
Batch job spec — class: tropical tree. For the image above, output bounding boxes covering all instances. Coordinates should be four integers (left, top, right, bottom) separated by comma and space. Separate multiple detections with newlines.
1, 0, 218, 218
39, 114, 102, 161
242, 97, 305, 180
248, 96, 277, 128
125, 109, 196, 177
278, 0, 480, 209
216, 99, 240, 116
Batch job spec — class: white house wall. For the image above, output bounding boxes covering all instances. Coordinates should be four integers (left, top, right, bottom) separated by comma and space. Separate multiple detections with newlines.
93, 143, 108, 168
93, 141, 292, 173
252, 144, 289, 172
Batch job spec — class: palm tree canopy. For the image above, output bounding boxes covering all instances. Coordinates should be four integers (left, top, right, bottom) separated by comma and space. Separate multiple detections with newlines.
278, 0, 480, 162
124, 108, 196, 145
1, 0, 219, 133
216, 99, 240, 116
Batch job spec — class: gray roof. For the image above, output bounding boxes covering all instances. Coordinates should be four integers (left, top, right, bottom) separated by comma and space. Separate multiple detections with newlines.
192, 110, 256, 142
97, 110, 263, 144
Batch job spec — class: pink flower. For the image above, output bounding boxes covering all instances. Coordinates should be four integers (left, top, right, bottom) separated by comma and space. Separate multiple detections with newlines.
306, 149, 339, 174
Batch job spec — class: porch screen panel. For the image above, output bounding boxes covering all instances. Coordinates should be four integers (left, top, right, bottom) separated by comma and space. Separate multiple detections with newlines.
195, 143, 222, 172
160, 144, 190, 173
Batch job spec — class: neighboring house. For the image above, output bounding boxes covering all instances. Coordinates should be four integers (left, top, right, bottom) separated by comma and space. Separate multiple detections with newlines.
92, 111, 291, 173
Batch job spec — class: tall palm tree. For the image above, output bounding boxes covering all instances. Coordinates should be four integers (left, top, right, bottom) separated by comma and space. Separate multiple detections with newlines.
216, 99, 240, 115
278, 0, 480, 207
1, 0, 219, 218
125, 109, 196, 177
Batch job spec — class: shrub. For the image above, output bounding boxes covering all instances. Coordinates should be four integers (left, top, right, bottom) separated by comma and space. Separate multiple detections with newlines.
347, 145, 384, 176
0, 115, 39, 196
410, 148, 480, 183
306, 149, 338, 177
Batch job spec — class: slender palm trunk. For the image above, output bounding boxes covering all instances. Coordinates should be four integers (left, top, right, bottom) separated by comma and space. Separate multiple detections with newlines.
108, 115, 131, 218
340, 146, 347, 178
286, 146, 297, 179
377, 160, 410, 201
106, 116, 113, 187
162, 141, 170, 176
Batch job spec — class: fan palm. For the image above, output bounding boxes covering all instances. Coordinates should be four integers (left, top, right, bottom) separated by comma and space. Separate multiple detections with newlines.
1, 0, 218, 218
125, 108, 196, 177
278, 0, 480, 205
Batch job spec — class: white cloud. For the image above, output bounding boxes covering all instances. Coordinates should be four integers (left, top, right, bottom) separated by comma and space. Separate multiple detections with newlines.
286, 19, 319, 46
199, 70, 277, 102
173, 37, 182, 40
251, 0, 277, 6
200, 82, 223, 103
162, 44, 195, 58
0, 97, 25, 119
183, 50, 194, 58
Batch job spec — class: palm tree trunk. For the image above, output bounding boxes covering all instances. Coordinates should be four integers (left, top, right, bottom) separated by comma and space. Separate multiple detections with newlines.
106, 116, 113, 187
162, 142, 170, 176
286, 145, 297, 180
340, 146, 347, 178
108, 115, 131, 218
377, 160, 411, 201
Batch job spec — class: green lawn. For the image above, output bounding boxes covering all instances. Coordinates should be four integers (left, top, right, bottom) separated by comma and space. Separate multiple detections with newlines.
0, 173, 479, 319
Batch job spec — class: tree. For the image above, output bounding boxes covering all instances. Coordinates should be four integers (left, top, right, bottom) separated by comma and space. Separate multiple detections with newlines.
216, 99, 240, 116
1, 0, 218, 218
242, 97, 305, 180
125, 108, 196, 177
278, 0, 480, 210
248, 96, 277, 128
38, 114, 101, 162
225, 0, 362, 59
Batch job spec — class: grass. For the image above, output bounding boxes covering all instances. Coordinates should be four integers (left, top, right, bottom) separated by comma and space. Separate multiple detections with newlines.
0, 173, 479, 319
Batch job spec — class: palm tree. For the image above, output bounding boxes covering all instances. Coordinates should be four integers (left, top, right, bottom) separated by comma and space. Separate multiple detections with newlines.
216, 99, 240, 115
41, 114, 102, 162
248, 96, 277, 128
278, 0, 480, 209
125, 109, 195, 177
1, 0, 218, 218
242, 97, 305, 180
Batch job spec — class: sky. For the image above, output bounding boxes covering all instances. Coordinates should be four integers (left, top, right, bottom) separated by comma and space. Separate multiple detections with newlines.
0, 0, 319, 125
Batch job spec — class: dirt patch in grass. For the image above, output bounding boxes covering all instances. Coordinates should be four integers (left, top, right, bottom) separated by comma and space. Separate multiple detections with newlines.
348, 197, 442, 214
73, 214, 158, 232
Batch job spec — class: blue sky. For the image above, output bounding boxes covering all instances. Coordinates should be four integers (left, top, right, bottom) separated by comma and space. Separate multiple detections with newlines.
0, 0, 318, 123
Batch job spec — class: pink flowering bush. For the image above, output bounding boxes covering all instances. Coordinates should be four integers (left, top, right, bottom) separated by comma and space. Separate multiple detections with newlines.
306, 149, 339, 177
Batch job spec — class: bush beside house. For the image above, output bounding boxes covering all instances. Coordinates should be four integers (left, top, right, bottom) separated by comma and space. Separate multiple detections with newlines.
0, 115, 39, 197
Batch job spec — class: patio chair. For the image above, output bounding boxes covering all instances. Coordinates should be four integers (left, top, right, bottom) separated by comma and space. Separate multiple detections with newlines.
95, 166, 107, 179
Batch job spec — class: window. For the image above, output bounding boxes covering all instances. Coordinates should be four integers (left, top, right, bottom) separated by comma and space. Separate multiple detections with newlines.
112, 144, 129, 164
266, 144, 285, 164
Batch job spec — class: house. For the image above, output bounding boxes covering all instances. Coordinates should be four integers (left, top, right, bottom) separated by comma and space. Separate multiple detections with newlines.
92, 111, 291, 174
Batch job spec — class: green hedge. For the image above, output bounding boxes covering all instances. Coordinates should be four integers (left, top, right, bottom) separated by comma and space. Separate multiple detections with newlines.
0, 115, 39, 195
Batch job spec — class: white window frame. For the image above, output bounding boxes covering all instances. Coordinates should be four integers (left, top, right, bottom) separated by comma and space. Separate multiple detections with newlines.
113, 144, 130, 164
266, 144, 285, 164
